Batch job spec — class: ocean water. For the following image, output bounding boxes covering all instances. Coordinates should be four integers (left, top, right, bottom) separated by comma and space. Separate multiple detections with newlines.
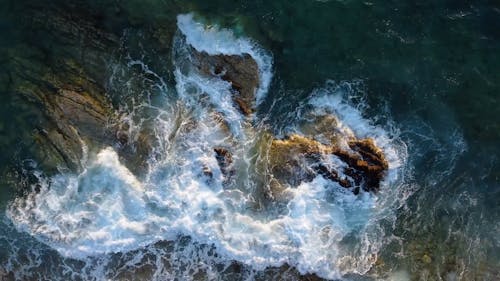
0, 1, 499, 280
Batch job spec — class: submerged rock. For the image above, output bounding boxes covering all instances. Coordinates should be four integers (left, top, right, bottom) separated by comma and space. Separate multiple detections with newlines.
191, 48, 260, 115
5, 5, 160, 176
297, 113, 344, 145
2, 4, 124, 174
11, 56, 117, 172
269, 134, 388, 194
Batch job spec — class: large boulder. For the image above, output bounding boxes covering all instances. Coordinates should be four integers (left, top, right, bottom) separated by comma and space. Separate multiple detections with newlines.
269, 134, 388, 195
191, 48, 260, 116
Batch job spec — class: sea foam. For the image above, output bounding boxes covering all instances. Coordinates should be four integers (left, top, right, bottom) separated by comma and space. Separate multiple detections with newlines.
177, 13, 273, 105
6, 13, 408, 280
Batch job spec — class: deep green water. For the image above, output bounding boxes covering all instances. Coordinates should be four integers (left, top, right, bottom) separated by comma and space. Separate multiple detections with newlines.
0, 0, 499, 280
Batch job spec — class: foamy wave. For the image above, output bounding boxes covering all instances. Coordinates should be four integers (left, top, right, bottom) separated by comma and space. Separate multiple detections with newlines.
6, 14, 409, 281
307, 81, 405, 183
177, 13, 273, 104
6, 148, 152, 258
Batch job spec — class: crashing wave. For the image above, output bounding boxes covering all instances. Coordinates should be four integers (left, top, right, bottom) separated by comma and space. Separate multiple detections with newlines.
6, 13, 407, 280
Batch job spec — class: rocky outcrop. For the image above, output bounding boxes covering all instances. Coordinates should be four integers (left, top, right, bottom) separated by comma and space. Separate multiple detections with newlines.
297, 113, 344, 145
191, 48, 260, 115
214, 147, 234, 180
183, 45, 389, 195
269, 134, 388, 194
11, 57, 117, 172
345, 138, 389, 190
5, 6, 156, 175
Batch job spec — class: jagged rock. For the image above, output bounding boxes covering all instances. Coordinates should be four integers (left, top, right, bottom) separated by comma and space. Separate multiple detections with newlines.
214, 147, 234, 180
191, 48, 260, 115
269, 134, 388, 194
211, 111, 232, 134
346, 138, 389, 190
202, 165, 213, 179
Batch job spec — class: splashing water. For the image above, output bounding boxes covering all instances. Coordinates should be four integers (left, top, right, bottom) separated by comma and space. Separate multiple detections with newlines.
6, 13, 408, 280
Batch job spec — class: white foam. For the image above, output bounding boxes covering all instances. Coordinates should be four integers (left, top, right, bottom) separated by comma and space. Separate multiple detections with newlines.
6, 148, 152, 258
6, 15, 409, 281
7, 117, 397, 280
177, 13, 273, 105
307, 81, 405, 184
173, 67, 245, 138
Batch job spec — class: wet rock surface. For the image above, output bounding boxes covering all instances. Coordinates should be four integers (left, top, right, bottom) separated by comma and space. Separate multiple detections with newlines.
214, 147, 234, 178
270, 134, 388, 194
191, 47, 260, 115
11, 57, 117, 172
2, 4, 389, 281
182, 42, 389, 195
5, 4, 155, 175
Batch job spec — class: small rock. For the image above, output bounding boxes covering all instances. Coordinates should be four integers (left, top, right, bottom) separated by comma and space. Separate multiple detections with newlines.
214, 147, 234, 179
202, 165, 213, 178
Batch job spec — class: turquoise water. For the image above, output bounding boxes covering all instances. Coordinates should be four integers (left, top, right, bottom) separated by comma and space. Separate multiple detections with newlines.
0, 0, 499, 280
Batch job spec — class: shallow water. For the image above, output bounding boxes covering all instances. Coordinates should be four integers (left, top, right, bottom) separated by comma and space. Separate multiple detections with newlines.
0, 1, 499, 280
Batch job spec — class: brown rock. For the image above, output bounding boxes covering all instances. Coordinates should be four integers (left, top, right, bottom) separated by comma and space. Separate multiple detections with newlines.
51, 88, 111, 141
12, 54, 155, 175
6, 6, 122, 173
297, 114, 343, 145
214, 147, 234, 179
11, 56, 117, 172
269, 134, 388, 194
191, 48, 260, 115
211, 111, 232, 134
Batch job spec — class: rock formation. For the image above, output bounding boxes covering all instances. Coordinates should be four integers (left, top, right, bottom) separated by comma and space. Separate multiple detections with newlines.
214, 147, 235, 182
191, 47, 260, 115
2, 5, 391, 280
6, 6, 155, 175
11, 56, 117, 172
269, 134, 388, 194
182, 40, 389, 195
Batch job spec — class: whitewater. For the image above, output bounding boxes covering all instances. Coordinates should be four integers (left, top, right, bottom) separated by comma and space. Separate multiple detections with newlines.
5, 13, 408, 280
